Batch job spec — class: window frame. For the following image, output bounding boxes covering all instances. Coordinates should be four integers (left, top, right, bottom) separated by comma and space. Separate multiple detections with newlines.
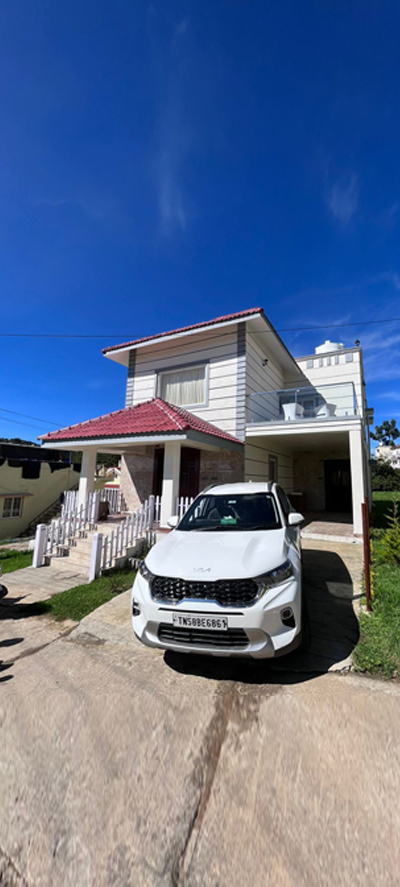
155, 361, 209, 409
2, 495, 23, 519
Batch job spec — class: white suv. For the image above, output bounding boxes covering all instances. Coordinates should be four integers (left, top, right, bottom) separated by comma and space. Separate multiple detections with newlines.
131, 482, 306, 659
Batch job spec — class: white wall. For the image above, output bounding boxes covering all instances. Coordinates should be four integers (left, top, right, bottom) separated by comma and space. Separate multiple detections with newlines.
245, 438, 293, 490
125, 325, 240, 436
0, 462, 78, 539
246, 331, 287, 423
296, 348, 365, 418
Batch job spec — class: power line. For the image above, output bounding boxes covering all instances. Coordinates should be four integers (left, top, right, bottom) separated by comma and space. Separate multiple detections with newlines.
0, 415, 49, 431
0, 407, 63, 426
0, 315, 400, 339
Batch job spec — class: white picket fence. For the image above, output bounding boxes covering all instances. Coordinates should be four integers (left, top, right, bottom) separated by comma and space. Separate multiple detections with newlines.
175, 496, 193, 519
96, 499, 154, 573
62, 487, 127, 516
32, 491, 196, 573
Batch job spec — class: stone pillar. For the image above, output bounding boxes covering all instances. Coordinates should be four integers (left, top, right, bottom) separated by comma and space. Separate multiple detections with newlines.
78, 449, 97, 508
349, 427, 366, 535
160, 441, 181, 528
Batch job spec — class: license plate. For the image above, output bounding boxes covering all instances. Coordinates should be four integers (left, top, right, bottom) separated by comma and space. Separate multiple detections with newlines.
172, 613, 228, 631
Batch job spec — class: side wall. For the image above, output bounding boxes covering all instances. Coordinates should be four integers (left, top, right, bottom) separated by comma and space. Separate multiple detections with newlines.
245, 438, 294, 489
293, 448, 350, 511
125, 325, 240, 438
0, 463, 78, 539
246, 330, 287, 423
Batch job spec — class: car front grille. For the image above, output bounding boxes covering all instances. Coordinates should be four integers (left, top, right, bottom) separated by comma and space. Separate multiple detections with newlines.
158, 624, 249, 649
150, 575, 259, 608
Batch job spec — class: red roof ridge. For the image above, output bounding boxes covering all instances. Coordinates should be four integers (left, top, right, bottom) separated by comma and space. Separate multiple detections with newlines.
102, 307, 264, 354
154, 398, 187, 431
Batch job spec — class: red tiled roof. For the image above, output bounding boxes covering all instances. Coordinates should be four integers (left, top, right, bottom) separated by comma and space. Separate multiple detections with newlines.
39, 399, 243, 445
102, 307, 263, 354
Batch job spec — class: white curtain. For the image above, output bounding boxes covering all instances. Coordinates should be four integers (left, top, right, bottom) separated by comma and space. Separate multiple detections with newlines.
160, 366, 205, 406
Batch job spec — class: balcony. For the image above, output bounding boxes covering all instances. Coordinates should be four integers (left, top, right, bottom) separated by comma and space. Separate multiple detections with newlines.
247, 382, 358, 425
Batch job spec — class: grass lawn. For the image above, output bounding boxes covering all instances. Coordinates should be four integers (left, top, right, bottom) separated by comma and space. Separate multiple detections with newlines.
370, 490, 400, 529
32, 568, 135, 623
353, 491, 400, 678
0, 547, 33, 574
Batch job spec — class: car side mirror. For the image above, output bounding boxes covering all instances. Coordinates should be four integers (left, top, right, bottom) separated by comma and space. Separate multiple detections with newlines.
167, 515, 179, 529
288, 512, 304, 526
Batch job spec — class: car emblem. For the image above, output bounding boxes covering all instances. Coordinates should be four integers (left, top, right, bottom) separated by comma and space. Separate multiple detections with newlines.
193, 567, 211, 573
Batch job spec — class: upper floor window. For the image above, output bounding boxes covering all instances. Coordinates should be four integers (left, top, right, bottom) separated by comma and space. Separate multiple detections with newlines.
306, 359, 313, 369
2, 496, 22, 519
158, 364, 207, 408
345, 352, 354, 363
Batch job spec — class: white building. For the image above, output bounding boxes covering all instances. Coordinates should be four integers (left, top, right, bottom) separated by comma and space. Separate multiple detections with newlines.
375, 445, 400, 469
40, 308, 372, 536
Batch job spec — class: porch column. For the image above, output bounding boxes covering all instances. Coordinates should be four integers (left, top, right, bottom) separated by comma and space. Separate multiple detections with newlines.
78, 448, 97, 508
160, 441, 181, 528
349, 428, 366, 536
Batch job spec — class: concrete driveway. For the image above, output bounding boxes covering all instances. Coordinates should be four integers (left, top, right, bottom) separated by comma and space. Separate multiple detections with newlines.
1, 540, 400, 887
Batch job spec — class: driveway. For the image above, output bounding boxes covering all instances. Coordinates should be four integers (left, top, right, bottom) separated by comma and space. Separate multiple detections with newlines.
1, 540, 400, 887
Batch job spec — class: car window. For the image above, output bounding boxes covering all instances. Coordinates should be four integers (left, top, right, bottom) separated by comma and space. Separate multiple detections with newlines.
179, 493, 282, 532
275, 486, 292, 523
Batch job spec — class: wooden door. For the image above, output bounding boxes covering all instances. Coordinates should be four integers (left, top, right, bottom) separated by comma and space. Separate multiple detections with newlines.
324, 460, 352, 512
179, 448, 200, 499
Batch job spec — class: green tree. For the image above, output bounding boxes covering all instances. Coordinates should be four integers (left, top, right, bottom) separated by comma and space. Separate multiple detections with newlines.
371, 419, 400, 447
371, 460, 400, 492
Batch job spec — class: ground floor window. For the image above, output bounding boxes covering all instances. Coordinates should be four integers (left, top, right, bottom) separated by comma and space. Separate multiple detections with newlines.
2, 496, 23, 519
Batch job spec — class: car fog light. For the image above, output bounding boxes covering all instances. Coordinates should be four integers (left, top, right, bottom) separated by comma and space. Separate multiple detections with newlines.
132, 599, 141, 617
281, 606, 295, 628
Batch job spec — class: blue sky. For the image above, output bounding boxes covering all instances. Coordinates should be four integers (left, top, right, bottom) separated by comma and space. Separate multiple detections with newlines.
0, 0, 399, 444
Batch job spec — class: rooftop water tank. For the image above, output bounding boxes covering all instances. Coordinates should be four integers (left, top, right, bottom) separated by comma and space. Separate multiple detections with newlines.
315, 340, 344, 355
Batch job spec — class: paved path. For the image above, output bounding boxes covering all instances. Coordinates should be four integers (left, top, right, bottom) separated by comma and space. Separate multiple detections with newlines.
3, 539, 396, 887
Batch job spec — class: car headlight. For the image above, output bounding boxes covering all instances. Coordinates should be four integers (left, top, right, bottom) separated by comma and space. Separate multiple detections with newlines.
255, 559, 294, 596
138, 560, 154, 583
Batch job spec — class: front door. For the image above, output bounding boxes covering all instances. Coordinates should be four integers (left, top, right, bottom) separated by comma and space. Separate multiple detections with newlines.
179, 447, 200, 499
324, 460, 352, 512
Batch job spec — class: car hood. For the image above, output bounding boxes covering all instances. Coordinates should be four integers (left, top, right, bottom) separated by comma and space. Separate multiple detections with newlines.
146, 528, 288, 581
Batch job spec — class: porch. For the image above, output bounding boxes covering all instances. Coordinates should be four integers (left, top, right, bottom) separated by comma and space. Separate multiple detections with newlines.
245, 421, 369, 537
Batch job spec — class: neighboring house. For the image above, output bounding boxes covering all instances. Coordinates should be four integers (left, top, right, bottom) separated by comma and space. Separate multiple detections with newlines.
375, 445, 400, 469
40, 307, 372, 535
0, 442, 79, 539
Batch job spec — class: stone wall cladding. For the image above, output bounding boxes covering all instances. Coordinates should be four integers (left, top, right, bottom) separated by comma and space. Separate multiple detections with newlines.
293, 449, 349, 511
199, 449, 245, 490
120, 448, 154, 510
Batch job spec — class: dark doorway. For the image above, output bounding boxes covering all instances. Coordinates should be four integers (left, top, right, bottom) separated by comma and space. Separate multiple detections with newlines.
152, 447, 164, 497
324, 459, 352, 512
179, 447, 200, 499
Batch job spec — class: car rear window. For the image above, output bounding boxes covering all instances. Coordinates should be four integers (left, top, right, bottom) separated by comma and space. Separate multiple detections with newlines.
178, 493, 282, 532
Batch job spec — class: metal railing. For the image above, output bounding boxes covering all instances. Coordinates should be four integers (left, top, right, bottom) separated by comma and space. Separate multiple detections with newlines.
247, 382, 358, 425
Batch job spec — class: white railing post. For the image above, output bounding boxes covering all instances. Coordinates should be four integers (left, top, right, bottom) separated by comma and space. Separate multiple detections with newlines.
89, 533, 103, 582
32, 524, 48, 568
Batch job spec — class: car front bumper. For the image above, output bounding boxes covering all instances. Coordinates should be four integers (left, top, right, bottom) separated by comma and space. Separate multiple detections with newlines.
131, 573, 302, 659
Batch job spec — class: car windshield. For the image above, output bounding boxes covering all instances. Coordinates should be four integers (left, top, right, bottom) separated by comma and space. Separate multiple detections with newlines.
178, 493, 282, 532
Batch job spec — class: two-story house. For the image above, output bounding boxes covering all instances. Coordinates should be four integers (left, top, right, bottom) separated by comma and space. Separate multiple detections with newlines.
40, 307, 372, 536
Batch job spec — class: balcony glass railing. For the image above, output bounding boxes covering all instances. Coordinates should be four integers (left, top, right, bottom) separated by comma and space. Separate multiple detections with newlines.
247, 382, 358, 425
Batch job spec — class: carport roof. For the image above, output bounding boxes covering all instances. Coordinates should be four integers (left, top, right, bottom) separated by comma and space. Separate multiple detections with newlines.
39, 398, 243, 446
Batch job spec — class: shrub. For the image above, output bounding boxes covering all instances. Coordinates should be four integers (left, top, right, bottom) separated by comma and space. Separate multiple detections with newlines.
382, 501, 400, 565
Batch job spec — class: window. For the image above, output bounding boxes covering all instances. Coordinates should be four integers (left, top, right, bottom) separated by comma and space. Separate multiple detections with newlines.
345, 352, 354, 363
334, 354, 339, 365
327, 356, 331, 366
276, 486, 292, 523
2, 496, 23, 519
306, 359, 313, 369
318, 358, 323, 367
179, 493, 282, 532
158, 365, 207, 407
